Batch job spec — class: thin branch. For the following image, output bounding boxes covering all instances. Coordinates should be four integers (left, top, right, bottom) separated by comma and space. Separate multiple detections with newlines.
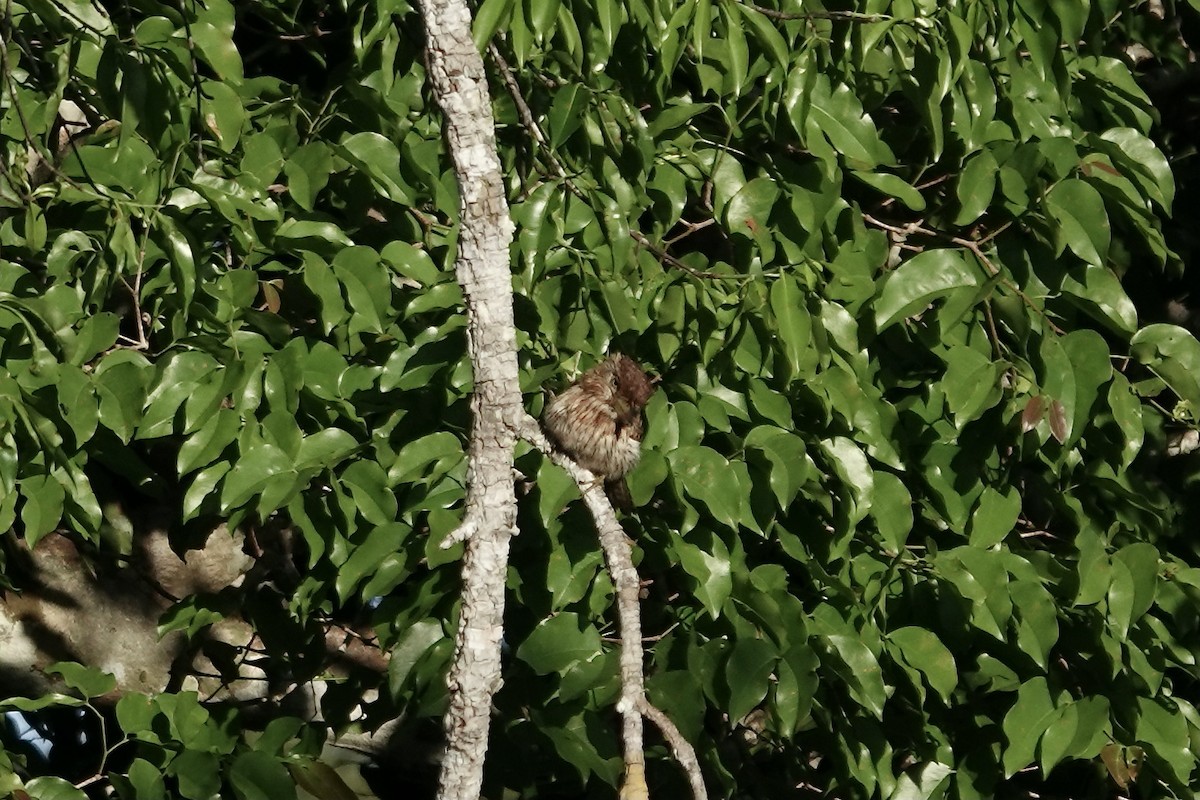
520, 416, 705, 800
488, 45, 553, 170
630, 230, 781, 282
519, 417, 648, 798
860, 212, 1064, 335
118, 220, 153, 350
640, 699, 709, 800
663, 218, 716, 247
175, 0, 205, 166
738, 2, 890, 23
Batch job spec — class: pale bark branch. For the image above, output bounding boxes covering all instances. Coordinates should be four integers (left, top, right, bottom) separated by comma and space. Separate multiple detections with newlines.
521, 418, 708, 800
420, 0, 706, 793
416, 1, 521, 799
639, 699, 709, 800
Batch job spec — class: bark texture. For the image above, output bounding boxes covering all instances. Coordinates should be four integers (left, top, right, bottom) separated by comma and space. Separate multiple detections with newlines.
415, 1, 521, 799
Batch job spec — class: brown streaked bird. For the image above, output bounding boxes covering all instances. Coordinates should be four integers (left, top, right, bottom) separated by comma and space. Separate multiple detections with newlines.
542, 354, 657, 511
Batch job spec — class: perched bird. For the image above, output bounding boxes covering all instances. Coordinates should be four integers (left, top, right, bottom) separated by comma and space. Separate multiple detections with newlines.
542, 354, 657, 510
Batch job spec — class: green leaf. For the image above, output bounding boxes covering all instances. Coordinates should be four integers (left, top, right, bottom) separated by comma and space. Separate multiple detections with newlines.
890, 762, 953, 800
819, 634, 887, 719
94, 355, 151, 443
169, 750, 221, 800
116, 693, 156, 734
724, 177, 779, 238
178, 409, 240, 475
955, 150, 998, 225
725, 638, 777, 721
23, 777, 88, 800
1002, 677, 1058, 777
20, 474, 65, 545
1108, 374, 1143, 470
339, 460, 397, 525
1060, 264, 1137, 335
190, 22, 243, 82
0, 694, 86, 711
527, 0, 561, 38
1011, 580, 1059, 669
851, 170, 926, 212
769, 276, 813, 379
46, 662, 116, 697
942, 344, 1004, 427
875, 250, 979, 331
673, 532, 733, 619
202, 81, 245, 152
870, 472, 912, 553
819, 437, 873, 527
275, 219, 354, 250
473, 0, 515, 48
140, 352, 219, 439
517, 612, 602, 675
668, 445, 745, 530
335, 523, 409, 601
333, 246, 391, 335
220, 440, 292, 512
230, 751, 296, 800
296, 429, 359, 471
888, 627, 957, 704
773, 646, 818, 735
287, 762, 358, 800
284, 143, 333, 212
1136, 698, 1193, 784
339, 132, 414, 204
388, 619, 445, 694
126, 758, 167, 800
735, 3, 788, 66
968, 486, 1021, 548
1045, 179, 1110, 266
1112, 542, 1159, 624
1039, 333, 1076, 443
1099, 128, 1174, 211
745, 426, 809, 510
1130, 324, 1200, 408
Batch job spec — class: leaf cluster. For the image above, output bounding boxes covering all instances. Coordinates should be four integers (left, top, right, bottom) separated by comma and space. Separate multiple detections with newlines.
2, 0, 1200, 799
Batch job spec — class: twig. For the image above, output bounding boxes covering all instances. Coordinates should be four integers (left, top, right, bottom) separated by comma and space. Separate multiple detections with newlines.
118, 220, 153, 350
983, 300, 1002, 360
630, 230, 781, 282
486, 42, 587, 203
488, 46, 550, 166
640, 699, 709, 800
860, 212, 1064, 335
664, 218, 716, 246
175, 0, 205, 166
738, 2, 891, 23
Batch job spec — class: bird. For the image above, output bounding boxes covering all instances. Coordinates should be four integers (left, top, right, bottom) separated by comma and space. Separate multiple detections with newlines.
542, 354, 657, 511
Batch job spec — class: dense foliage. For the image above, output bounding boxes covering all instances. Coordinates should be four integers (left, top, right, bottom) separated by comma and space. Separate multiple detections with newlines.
2, 0, 1200, 798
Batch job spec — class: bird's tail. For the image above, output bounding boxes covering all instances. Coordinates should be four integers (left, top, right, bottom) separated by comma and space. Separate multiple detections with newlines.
605, 477, 634, 512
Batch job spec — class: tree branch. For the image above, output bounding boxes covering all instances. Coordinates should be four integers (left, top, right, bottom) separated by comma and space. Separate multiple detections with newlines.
520, 417, 708, 800
640, 699, 708, 800
416, 1, 521, 799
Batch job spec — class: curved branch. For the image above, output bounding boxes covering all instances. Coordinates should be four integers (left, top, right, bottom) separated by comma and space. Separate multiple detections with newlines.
640, 699, 709, 800
521, 418, 707, 800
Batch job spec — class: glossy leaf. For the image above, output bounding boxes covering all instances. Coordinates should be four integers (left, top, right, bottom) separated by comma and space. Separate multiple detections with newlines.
875, 250, 979, 331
